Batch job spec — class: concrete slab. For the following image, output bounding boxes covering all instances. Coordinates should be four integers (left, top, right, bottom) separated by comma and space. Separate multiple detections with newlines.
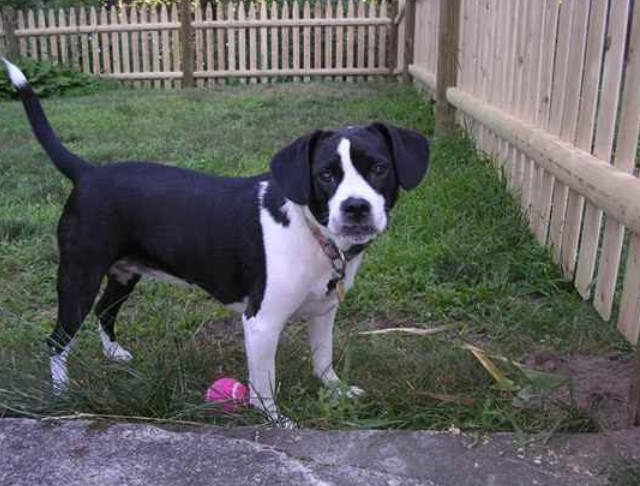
1, 419, 638, 486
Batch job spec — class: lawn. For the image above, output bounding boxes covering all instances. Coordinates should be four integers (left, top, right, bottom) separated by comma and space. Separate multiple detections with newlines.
0, 80, 631, 432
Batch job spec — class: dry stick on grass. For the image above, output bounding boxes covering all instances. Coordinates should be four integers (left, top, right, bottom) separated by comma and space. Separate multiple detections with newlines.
358, 325, 455, 336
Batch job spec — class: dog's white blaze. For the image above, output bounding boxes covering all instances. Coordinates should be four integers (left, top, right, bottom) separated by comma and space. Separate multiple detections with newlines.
241, 181, 365, 424
3, 58, 28, 88
328, 138, 387, 239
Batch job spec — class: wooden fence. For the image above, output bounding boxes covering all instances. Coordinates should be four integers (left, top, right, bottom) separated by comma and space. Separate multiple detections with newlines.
411, 0, 640, 354
0, 0, 402, 87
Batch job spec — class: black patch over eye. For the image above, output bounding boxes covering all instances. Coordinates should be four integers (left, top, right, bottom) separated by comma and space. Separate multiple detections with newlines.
371, 163, 388, 176
318, 169, 334, 183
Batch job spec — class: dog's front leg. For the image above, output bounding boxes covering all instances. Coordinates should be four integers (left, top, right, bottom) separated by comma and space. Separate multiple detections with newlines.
308, 307, 364, 398
242, 312, 294, 428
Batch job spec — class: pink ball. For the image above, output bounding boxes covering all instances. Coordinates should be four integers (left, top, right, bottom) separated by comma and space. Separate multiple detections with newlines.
204, 377, 249, 413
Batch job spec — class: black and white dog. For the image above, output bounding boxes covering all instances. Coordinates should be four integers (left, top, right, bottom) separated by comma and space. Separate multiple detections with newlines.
4, 59, 429, 425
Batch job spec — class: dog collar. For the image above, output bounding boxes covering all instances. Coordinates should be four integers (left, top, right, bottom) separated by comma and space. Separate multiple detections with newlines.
306, 223, 370, 301
307, 223, 347, 272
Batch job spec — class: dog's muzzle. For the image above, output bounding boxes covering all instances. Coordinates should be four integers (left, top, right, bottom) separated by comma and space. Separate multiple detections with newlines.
334, 197, 379, 241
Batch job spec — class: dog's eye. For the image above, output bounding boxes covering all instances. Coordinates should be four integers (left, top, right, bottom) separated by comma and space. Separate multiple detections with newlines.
318, 169, 334, 183
371, 163, 388, 176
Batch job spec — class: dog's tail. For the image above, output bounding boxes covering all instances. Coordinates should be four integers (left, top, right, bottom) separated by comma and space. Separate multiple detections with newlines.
2, 58, 92, 182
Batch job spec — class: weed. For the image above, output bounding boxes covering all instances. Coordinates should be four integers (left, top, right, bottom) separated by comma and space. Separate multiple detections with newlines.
0, 58, 117, 101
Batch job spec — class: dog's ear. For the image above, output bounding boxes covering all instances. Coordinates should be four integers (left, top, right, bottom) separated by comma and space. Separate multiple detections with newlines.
369, 123, 430, 190
270, 130, 325, 205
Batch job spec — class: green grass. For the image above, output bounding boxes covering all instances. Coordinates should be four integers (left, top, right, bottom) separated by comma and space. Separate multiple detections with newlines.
0, 81, 630, 431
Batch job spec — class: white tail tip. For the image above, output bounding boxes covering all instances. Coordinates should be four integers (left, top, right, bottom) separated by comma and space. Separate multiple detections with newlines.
2, 58, 28, 89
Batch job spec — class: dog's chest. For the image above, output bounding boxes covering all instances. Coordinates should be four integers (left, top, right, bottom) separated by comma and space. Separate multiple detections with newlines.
292, 272, 340, 319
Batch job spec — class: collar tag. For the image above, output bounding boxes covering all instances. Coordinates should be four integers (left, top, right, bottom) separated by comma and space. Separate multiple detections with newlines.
335, 280, 346, 302
331, 248, 347, 279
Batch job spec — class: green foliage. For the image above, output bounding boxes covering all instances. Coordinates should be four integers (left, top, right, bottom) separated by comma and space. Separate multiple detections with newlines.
0, 58, 116, 101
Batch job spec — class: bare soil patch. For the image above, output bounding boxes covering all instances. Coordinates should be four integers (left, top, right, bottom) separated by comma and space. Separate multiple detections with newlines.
524, 352, 635, 431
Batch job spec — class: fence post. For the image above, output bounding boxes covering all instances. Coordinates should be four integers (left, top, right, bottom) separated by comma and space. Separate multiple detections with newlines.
1, 7, 19, 61
402, 0, 416, 81
388, 0, 399, 73
435, 0, 461, 136
180, 0, 195, 88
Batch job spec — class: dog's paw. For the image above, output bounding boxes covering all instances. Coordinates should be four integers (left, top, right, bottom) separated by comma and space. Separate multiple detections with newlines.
258, 410, 297, 429
345, 385, 366, 398
272, 414, 297, 429
327, 382, 366, 400
51, 381, 68, 396
104, 343, 133, 362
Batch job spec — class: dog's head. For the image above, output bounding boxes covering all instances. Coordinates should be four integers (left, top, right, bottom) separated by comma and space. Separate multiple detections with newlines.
270, 123, 429, 247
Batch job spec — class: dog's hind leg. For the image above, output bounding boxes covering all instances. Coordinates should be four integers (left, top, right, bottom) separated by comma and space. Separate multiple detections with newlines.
47, 262, 105, 393
95, 274, 140, 362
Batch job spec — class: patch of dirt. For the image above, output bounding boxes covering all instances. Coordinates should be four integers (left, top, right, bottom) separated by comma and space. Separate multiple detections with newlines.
524, 352, 636, 430
193, 317, 243, 347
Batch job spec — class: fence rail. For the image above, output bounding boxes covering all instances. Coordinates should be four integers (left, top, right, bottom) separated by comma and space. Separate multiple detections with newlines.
0, 0, 398, 87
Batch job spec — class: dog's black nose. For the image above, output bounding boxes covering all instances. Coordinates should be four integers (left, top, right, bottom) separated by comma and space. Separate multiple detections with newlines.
341, 197, 371, 222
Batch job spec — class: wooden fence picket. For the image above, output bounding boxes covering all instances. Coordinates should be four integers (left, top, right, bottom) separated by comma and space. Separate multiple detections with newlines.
379, 0, 387, 70
111, 6, 121, 80
357, 0, 365, 81
557, 1, 589, 279
247, 2, 257, 84
99, 8, 109, 74
335, 0, 344, 78
89, 7, 99, 76
224, 2, 233, 76
152, 7, 161, 87
313, 1, 321, 76
216, 2, 225, 85
16, 10, 26, 57
237, 2, 246, 83
302, 1, 311, 82
292, 0, 300, 81
592, 0, 633, 321
172, 3, 181, 88
346, 0, 355, 82
48, 9, 57, 63
270, 1, 279, 80
76, 8, 87, 72
281, 1, 290, 74
367, 1, 376, 80
130, 7, 140, 88
260, 2, 268, 83
325, 1, 333, 79
204, 2, 214, 86
160, 4, 170, 88
27, 10, 36, 61
195, 3, 204, 87
58, 9, 67, 65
